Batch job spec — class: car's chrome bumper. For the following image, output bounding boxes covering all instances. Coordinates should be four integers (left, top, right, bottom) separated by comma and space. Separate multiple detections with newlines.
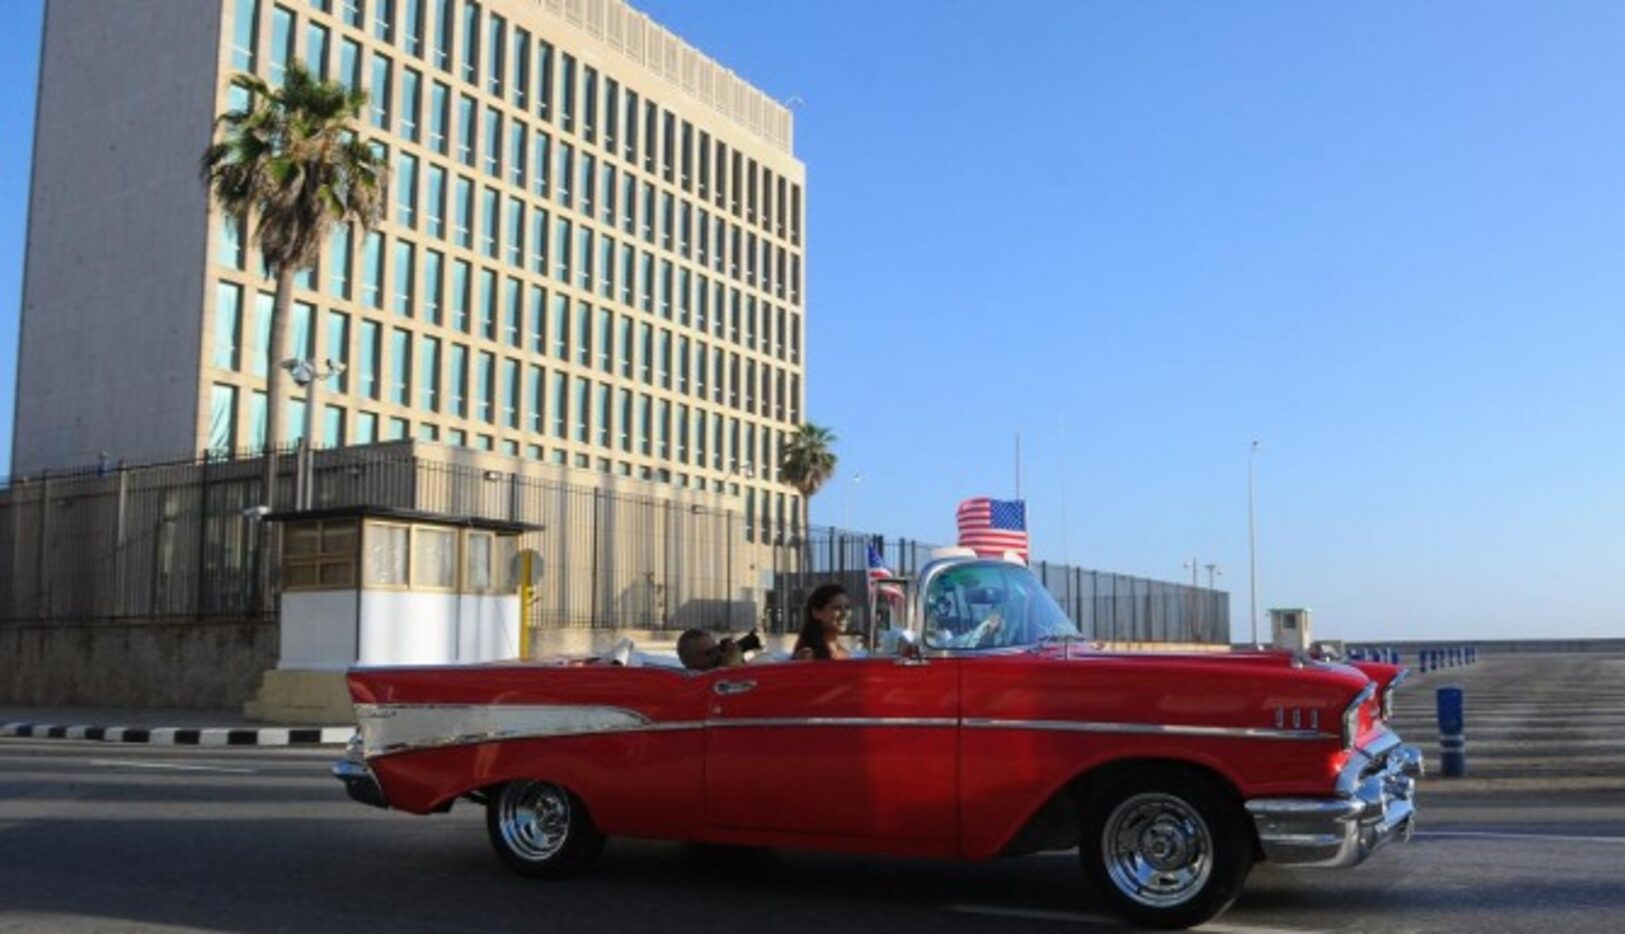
332, 735, 389, 809
1246, 740, 1423, 868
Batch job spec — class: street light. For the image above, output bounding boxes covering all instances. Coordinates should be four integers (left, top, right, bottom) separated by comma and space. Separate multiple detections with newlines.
281, 357, 346, 509
1248, 440, 1261, 648
1205, 563, 1221, 589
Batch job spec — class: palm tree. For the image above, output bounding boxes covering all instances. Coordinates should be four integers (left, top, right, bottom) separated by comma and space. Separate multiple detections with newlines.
201, 61, 385, 515
779, 422, 839, 545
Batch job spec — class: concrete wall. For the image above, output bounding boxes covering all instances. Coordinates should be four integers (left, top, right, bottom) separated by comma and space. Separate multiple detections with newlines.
0, 618, 277, 709
12, 0, 220, 473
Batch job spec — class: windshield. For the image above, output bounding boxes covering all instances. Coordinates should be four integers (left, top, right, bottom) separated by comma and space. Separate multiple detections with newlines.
922, 561, 1080, 650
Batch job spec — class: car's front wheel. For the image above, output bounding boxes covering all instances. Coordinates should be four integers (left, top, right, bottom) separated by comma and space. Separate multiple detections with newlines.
485, 780, 605, 878
1078, 767, 1253, 929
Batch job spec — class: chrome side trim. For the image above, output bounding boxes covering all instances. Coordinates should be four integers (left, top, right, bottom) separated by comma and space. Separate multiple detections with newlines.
356, 703, 688, 757
707, 717, 958, 729
963, 718, 1335, 742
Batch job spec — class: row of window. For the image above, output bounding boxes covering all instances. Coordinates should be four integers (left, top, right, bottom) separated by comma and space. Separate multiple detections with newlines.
212, 279, 801, 426
208, 383, 799, 542
236, 0, 801, 244
378, 142, 803, 307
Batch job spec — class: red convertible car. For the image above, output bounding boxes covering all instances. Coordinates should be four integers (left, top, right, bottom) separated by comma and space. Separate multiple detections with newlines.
334, 552, 1419, 929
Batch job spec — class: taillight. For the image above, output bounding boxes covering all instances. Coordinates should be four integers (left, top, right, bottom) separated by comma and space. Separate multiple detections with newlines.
1381, 668, 1411, 721
1342, 683, 1376, 749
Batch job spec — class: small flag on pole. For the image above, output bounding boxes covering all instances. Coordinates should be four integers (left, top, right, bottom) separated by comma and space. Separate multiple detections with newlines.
867, 540, 904, 601
956, 497, 1029, 563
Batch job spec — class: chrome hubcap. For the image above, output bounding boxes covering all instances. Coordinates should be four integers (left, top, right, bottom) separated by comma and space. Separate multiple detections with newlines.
1102, 792, 1213, 907
498, 781, 572, 862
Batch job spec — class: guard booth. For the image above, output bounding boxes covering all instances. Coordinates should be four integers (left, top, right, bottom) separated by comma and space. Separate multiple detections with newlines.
1269, 607, 1313, 652
267, 506, 537, 669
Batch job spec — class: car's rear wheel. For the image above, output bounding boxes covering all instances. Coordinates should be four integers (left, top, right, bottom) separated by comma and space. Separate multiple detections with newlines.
485, 780, 605, 878
1078, 767, 1252, 929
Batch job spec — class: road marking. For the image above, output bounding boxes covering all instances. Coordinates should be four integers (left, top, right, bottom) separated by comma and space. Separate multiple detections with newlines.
88, 759, 258, 775
946, 904, 1323, 932
1418, 830, 1625, 845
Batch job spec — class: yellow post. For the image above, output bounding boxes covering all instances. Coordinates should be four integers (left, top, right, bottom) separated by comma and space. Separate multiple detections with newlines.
519, 550, 535, 658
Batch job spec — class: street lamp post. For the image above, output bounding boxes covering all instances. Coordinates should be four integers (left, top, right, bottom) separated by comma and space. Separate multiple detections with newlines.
282, 357, 346, 509
1248, 440, 1260, 648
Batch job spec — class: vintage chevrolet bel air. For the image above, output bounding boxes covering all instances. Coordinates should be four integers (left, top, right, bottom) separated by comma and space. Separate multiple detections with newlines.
335, 552, 1420, 929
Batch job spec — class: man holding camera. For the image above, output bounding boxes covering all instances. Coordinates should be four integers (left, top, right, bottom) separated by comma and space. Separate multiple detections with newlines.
677, 628, 762, 671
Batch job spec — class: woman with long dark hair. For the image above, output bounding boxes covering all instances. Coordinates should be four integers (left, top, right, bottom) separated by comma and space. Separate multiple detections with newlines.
793, 583, 852, 660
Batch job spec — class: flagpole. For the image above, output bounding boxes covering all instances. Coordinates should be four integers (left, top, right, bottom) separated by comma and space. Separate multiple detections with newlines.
1015, 433, 1022, 499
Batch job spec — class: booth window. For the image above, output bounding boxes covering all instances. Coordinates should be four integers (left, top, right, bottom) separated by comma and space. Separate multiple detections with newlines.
366, 522, 411, 587
466, 531, 493, 592
414, 526, 457, 590
283, 519, 358, 590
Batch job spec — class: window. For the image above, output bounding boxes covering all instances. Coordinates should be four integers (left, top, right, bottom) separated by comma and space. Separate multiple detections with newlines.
503, 276, 522, 347
361, 231, 384, 307
559, 53, 576, 132
365, 522, 410, 587
422, 248, 443, 324
400, 0, 423, 56
269, 6, 294, 87
419, 335, 440, 411
478, 267, 497, 339
549, 371, 566, 438
536, 39, 553, 120
324, 405, 345, 447
580, 153, 595, 218
392, 240, 414, 315
370, 53, 392, 130
556, 142, 573, 208
453, 175, 472, 247
501, 358, 518, 428
526, 364, 543, 432
327, 310, 350, 392
582, 65, 597, 143
428, 81, 449, 153
389, 327, 411, 404
508, 123, 526, 188
603, 79, 618, 154
550, 292, 568, 358
329, 225, 352, 298
450, 258, 470, 331
574, 300, 591, 367
505, 196, 524, 268
284, 519, 358, 590
623, 90, 638, 161
595, 307, 612, 372
476, 351, 494, 422
448, 343, 467, 416
356, 411, 378, 443
512, 28, 530, 108
358, 320, 380, 399
661, 110, 674, 183
460, 0, 479, 84
457, 94, 476, 166
307, 22, 329, 79
485, 13, 504, 96
400, 68, 420, 141
595, 381, 610, 447
483, 105, 501, 177
529, 206, 548, 274
395, 152, 418, 226
573, 376, 589, 442
480, 186, 499, 258
414, 527, 455, 589
372, 0, 394, 40
528, 285, 545, 353
231, 0, 259, 74
339, 38, 361, 91
532, 130, 550, 198
213, 282, 242, 371
209, 384, 237, 456
432, 0, 452, 70
554, 216, 571, 283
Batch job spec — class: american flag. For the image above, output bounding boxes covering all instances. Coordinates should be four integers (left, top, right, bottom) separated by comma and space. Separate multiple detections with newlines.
867, 541, 905, 601
956, 497, 1029, 563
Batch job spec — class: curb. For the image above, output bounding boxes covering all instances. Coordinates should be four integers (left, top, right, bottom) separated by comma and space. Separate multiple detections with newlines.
1, 722, 355, 746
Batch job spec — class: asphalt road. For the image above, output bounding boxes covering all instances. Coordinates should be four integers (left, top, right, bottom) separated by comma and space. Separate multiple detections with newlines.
2, 653, 1622, 933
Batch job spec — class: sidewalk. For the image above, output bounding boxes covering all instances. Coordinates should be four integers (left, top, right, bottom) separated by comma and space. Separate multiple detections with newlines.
0, 706, 354, 747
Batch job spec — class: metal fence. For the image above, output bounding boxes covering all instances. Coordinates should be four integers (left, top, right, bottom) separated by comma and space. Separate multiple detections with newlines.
1, 445, 1227, 644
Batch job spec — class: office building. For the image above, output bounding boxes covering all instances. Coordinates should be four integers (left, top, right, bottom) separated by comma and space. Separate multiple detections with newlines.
15, 0, 806, 541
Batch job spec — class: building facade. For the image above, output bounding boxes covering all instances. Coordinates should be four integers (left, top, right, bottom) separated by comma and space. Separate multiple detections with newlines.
15, 0, 807, 545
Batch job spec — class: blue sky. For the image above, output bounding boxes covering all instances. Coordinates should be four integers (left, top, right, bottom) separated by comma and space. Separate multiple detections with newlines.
3, 1, 1622, 641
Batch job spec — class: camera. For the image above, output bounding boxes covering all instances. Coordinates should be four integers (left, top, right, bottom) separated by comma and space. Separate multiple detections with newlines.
711, 629, 763, 665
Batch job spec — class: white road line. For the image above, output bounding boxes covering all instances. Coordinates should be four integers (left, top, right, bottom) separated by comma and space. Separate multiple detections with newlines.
87, 759, 258, 775
1418, 830, 1625, 845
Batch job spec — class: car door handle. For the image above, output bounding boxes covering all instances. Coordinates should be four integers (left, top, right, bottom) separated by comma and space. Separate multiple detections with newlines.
713, 679, 757, 696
